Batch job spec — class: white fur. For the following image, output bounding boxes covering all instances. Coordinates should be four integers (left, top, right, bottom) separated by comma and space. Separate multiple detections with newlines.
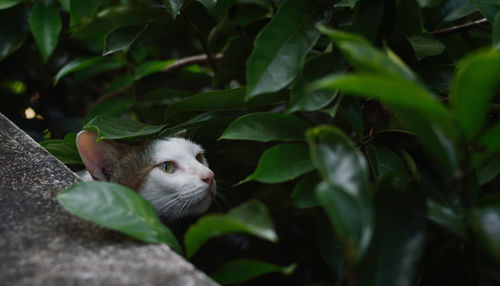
139, 138, 216, 219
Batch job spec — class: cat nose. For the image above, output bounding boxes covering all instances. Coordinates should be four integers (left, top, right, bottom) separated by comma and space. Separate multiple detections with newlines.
201, 171, 214, 185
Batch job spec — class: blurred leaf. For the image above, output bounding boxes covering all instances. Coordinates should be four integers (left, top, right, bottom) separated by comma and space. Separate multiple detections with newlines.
351, 0, 385, 42
219, 112, 311, 142
495, 11, 500, 48
335, 0, 359, 8
450, 50, 500, 139
470, 195, 500, 262
246, 0, 328, 98
358, 179, 426, 286
102, 74, 134, 95
0, 0, 24, 10
288, 53, 345, 113
70, 0, 103, 25
29, 1, 61, 62
240, 143, 314, 184
58, 181, 182, 254
83, 115, 166, 140
54, 57, 125, 85
365, 145, 408, 182
318, 26, 418, 83
162, 0, 184, 19
427, 200, 466, 237
165, 87, 287, 117
470, 0, 500, 23
40, 133, 82, 165
442, 0, 477, 22
134, 59, 176, 79
184, 200, 277, 258
82, 97, 135, 125
317, 217, 345, 284
396, 0, 425, 35
477, 123, 500, 159
408, 36, 445, 60
103, 25, 147, 56
0, 5, 28, 62
211, 259, 296, 285
307, 126, 373, 261
478, 156, 500, 185
291, 173, 320, 209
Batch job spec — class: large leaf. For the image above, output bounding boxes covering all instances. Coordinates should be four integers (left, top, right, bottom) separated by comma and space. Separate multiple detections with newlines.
307, 126, 373, 262
70, 0, 103, 25
165, 87, 287, 117
58, 181, 182, 254
83, 115, 166, 140
240, 143, 314, 184
184, 200, 277, 258
134, 59, 177, 79
478, 156, 500, 185
408, 36, 445, 60
357, 179, 426, 286
246, 0, 328, 98
0, 5, 28, 62
427, 200, 466, 237
103, 25, 147, 56
350, 0, 385, 42
450, 50, 500, 139
0, 0, 25, 10
54, 57, 125, 85
29, 1, 62, 62
82, 97, 135, 125
365, 145, 409, 182
470, 195, 500, 263
219, 112, 311, 142
162, 0, 185, 19
40, 133, 82, 165
211, 259, 296, 285
291, 173, 320, 209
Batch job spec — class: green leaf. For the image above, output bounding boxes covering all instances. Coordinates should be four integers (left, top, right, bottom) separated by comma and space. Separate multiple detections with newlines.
408, 36, 445, 60
162, 0, 184, 19
40, 133, 82, 165
427, 200, 466, 237
82, 97, 135, 125
103, 25, 147, 56
165, 87, 287, 117
0, 0, 24, 10
350, 0, 385, 42
307, 126, 373, 261
318, 26, 418, 83
246, 0, 328, 98
54, 57, 125, 85
219, 112, 311, 142
58, 181, 182, 254
358, 179, 426, 286
134, 59, 176, 80
70, 0, 103, 25
0, 5, 29, 62
240, 143, 314, 184
478, 156, 500, 185
184, 200, 277, 258
442, 1, 478, 23
494, 11, 500, 48
470, 195, 500, 263
450, 50, 500, 139
335, 0, 359, 8
291, 173, 320, 209
29, 1, 62, 62
477, 123, 500, 161
211, 259, 296, 285
83, 115, 166, 140
365, 145, 409, 182
470, 0, 500, 23
396, 0, 425, 35
288, 53, 345, 113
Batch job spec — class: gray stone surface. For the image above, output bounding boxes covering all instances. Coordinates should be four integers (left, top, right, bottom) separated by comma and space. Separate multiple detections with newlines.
0, 113, 218, 286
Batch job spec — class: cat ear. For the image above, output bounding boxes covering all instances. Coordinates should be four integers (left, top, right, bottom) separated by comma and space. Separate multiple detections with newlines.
76, 130, 120, 181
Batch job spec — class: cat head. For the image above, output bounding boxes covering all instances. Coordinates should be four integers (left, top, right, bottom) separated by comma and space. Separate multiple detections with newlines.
76, 130, 216, 219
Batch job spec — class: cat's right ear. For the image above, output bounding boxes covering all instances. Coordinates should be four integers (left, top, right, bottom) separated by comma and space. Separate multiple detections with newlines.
76, 130, 119, 181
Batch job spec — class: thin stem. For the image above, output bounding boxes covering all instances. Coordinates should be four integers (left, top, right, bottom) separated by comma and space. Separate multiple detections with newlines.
431, 18, 489, 36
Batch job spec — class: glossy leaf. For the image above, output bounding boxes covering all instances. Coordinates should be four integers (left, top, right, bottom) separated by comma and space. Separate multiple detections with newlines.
471, 0, 500, 23
134, 59, 176, 79
240, 143, 314, 184
165, 87, 287, 117
288, 53, 345, 113
494, 11, 500, 48
291, 173, 320, 209
0, 0, 24, 10
40, 133, 82, 165
82, 97, 135, 125
335, 0, 359, 8
450, 50, 500, 139
184, 200, 277, 258
54, 57, 125, 85
162, 0, 184, 19
70, 0, 103, 25
365, 145, 408, 182
350, 0, 385, 42
219, 112, 311, 142
103, 25, 147, 56
470, 195, 500, 262
478, 156, 500, 185
0, 5, 28, 62
29, 1, 62, 62
408, 36, 445, 60
442, 1, 477, 22
58, 181, 182, 254
358, 179, 426, 286
307, 126, 373, 261
211, 259, 296, 285
246, 0, 327, 98
83, 115, 166, 140
427, 200, 466, 237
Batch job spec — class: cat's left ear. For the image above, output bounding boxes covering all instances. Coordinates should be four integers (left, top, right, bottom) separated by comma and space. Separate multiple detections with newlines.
76, 130, 121, 181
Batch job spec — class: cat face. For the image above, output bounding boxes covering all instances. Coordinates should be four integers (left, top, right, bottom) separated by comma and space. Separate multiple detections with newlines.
76, 130, 216, 219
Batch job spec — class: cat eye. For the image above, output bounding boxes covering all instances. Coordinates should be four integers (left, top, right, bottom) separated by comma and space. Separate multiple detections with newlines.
196, 153, 204, 163
159, 161, 176, 174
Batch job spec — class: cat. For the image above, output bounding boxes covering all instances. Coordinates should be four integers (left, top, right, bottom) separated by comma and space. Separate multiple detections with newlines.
76, 130, 216, 219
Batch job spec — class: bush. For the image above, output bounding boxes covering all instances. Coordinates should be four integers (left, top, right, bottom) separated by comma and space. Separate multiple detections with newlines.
1, 0, 500, 285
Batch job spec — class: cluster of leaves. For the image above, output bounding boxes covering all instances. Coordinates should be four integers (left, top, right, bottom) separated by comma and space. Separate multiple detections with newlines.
2, 0, 500, 284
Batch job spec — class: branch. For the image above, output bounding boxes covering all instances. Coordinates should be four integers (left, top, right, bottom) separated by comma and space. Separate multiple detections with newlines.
431, 18, 489, 36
